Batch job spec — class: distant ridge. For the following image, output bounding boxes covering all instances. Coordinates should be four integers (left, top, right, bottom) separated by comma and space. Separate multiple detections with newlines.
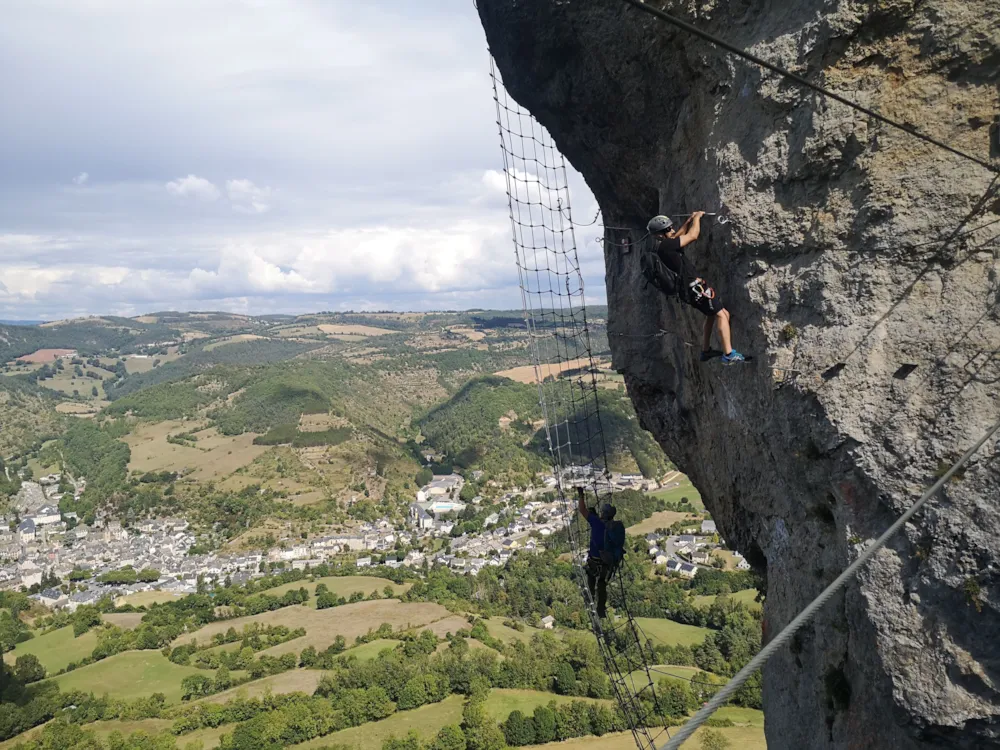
0, 320, 46, 326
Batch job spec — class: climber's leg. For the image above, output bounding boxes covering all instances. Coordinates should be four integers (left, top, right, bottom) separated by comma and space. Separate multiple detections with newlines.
596, 573, 608, 618
702, 315, 714, 352
716, 308, 733, 355
585, 558, 598, 599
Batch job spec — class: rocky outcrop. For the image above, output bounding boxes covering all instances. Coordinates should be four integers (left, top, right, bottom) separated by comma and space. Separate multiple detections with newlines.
478, 1, 1000, 747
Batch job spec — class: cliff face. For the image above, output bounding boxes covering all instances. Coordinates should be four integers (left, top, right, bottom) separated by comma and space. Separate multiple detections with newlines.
478, 1, 1000, 747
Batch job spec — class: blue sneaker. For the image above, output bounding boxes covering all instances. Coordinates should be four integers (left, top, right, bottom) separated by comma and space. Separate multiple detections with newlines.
700, 349, 724, 362
721, 350, 746, 365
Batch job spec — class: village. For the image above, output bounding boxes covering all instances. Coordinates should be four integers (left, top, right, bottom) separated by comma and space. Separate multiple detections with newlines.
0, 466, 745, 611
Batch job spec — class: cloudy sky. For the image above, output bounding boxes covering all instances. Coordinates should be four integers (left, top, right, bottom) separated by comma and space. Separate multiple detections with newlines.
0, 0, 605, 321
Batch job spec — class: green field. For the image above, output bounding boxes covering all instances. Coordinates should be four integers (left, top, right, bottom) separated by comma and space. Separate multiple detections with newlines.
297, 695, 465, 750
198, 668, 330, 704
342, 638, 401, 661
648, 478, 704, 510
4, 626, 99, 675
53, 650, 241, 703
627, 664, 710, 685
483, 617, 548, 644
264, 575, 409, 607
692, 588, 762, 611
634, 618, 712, 648
713, 706, 765, 727
484, 689, 608, 720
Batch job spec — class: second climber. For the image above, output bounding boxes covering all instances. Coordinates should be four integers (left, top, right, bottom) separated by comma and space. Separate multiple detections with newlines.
645, 212, 747, 365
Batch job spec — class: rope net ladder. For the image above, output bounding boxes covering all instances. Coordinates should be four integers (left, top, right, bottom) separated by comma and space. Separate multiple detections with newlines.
490, 56, 680, 750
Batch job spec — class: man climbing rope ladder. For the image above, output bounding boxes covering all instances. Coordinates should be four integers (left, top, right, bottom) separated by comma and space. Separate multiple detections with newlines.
576, 486, 626, 618
643, 212, 747, 365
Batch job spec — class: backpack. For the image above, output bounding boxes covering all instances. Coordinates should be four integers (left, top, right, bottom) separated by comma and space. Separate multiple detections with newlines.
639, 249, 682, 300
601, 520, 627, 571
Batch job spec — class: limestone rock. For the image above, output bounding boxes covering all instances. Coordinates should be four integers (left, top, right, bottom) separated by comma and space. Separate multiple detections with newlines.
478, 1, 1000, 747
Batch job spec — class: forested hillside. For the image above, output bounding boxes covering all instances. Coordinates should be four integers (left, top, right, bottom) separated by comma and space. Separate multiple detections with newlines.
418, 376, 670, 484
0, 318, 181, 363
0, 379, 61, 457
1, 308, 665, 538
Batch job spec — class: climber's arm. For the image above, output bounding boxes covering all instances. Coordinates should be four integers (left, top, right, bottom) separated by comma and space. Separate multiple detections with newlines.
677, 211, 705, 249
576, 486, 590, 519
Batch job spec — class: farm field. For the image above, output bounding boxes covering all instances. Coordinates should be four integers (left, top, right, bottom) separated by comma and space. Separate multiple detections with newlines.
15, 348, 76, 363
627, 510, 702, 536
422, 614, 474, 638
634, 618, 712, 648
87, 719, 173, 741
296, 695, 465, 750
115, 590, 184, 607
341, 638, 401, 661
693, 588, 761, 610
180, 722, 235, 749
4, 626, 99, 675
626, 664, 710, 685
263, 575, 409, 605
484, 689, 609, 720
103, 612, 145, 629
123, 350, 183, 373
317, 324, 396, 337
53, 650, 228, 703
180, 600, 453, 651
125, 420, 267, 480
198, 668, 330, 704
495, 358, 605, 385
525, 724, 767, 750
483, 617, 547, 644
36, 366, 113, 400
647, 478, 704, 510
202, 334, 267, 351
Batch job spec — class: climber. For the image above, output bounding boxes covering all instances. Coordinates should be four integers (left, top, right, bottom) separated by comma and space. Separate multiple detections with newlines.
646, 212, 746, 365
576, 486, 625, 618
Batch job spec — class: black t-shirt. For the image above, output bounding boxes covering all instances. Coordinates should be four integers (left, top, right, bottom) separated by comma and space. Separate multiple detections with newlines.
655, 237, 693, 283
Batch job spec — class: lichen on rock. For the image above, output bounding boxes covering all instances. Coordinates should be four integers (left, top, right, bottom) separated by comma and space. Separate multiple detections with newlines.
478, 1, 1000, 747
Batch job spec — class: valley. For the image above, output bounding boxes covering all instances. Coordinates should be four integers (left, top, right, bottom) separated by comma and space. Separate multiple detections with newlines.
0, 310, 762, 750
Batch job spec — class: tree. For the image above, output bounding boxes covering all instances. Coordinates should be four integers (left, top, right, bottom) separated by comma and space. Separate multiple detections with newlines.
0, 611, 24, 653
428, 724, 466, 750
700, 729, 731, 750
397, 676, 428, 710
214, 664, 231, 690
416, 468, 433, 487
91, 386, 99, 397
181, 674, 213, 700
300, 645, 318, 667
554, 662, 576, 695
13, 654, 45, 683
382, 732, 422, 750
658, 679, 695, 718
503, 710, 536, 746
532, 705, 557, 743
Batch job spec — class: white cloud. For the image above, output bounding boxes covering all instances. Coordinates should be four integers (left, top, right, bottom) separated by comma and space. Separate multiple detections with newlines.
0, 1, 606, 320
226, 179, 272, 214
165, 174, 220, 202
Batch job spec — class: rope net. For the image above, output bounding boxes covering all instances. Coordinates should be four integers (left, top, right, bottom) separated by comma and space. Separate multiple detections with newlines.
490, 56, 678, 750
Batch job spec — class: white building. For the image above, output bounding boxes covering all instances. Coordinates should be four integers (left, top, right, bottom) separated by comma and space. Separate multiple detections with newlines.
541, 615, 555, 629
31, 506, 62, 526
356, 557, 372, 568
17, 518, 36, 544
